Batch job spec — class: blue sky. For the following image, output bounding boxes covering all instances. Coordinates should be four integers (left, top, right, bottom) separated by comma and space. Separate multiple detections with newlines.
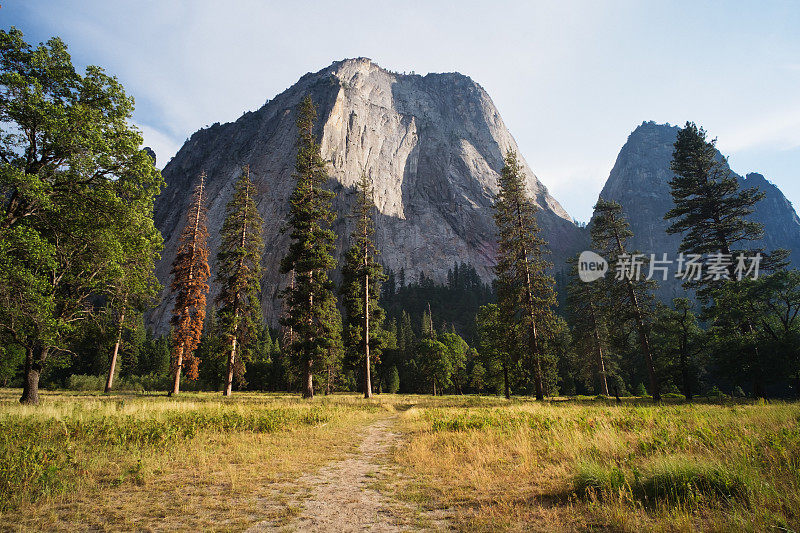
3, 1, 799, 222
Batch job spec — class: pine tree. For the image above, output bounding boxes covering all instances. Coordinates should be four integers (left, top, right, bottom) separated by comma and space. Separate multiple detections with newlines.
216, 166, 265, 396
280, 96, 341, 399
421, 303, 435, 339
341, 172, 386, 398
566, 258, 610, 395
492, 150, 557, 400
651, 298, 703, 401
195, 305, 227, 389
591, 198, 660, 401
168, 173, 210, 395
667, 122, 784, 397
476, 304, 513, 398
666, 122, 767, 294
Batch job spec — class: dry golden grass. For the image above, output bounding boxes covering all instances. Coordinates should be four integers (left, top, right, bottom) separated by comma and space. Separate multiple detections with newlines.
392, 397, 800, 532
0, 390, 396, 532
4, 391, 799, 532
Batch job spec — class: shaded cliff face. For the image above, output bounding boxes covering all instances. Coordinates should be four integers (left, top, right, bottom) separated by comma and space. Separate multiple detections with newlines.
595, 121, 800, 300
149, 58, 584, 332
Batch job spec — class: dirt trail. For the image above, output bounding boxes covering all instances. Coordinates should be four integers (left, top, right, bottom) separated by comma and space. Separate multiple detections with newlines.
248, 415, 448, 532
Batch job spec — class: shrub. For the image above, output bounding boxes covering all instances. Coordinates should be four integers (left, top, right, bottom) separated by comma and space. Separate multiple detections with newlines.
573, 456, 750, 506
573, 462, 627, 495
706, 386, 729, 399
634, 456, 750, 503
67, 374, 105, 391
66, 374, 170, 392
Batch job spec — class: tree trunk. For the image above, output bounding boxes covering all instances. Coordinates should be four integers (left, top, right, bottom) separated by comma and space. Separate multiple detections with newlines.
303, 358, 314, 399
20, 345, 46, 405
613, 225, 660, 402
433, 378, 437, 396
364, 272, 372, 399
596, 343, 609, 396
169, 344, 184, 396
224, 335, 237, 397
679, 337, 693, 402
326, 365, 332, 395
503, 360, 510, 399
105, 303, 126, 393
589, 300, 609, 396
519, 243, 544, 400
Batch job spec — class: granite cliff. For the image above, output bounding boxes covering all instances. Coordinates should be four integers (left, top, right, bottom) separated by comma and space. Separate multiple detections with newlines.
594, 121, 800, 300
149, 58, 585, 332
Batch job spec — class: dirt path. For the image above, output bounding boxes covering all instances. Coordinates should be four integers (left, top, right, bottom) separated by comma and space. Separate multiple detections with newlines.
248, 415, 449, 532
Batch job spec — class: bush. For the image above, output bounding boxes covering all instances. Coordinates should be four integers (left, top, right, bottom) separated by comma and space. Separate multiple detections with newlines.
633, 383, 649, 397
634, 457, 750, 503
574, 462, 627, 495
66, 373, 170, 392
573, 456, 750, 506
662, 392, 686, 400
706, 386, 730, 399
67, 374, 106, 391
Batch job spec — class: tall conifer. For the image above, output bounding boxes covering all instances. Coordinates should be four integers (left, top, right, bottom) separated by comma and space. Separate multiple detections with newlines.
280, 96, 341, 399
169, 173, 210, 395
216, 166, 264, 396
591, 198, 660, 401
666, 122, 767, 294
492, 150, 557, 400
667, 122, 784, 397
341, 172, 386, 398
566, 258, 610, 395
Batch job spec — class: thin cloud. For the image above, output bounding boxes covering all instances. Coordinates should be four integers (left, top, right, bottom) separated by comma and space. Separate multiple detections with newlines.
720, 108, 800, 153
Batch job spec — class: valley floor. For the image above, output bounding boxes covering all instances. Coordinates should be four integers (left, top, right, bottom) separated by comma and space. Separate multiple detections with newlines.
1, 391, 799, 532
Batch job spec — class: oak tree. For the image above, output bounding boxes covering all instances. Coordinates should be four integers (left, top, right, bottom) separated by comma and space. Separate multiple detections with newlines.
0, 28, 163, 404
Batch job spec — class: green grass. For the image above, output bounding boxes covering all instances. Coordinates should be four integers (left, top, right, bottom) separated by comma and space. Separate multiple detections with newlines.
574, 456, 751, 504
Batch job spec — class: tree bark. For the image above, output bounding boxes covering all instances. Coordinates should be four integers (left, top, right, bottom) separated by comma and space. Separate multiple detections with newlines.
514, 198, 544, 401
169, 344, 184, 396
503, 361, 510, 399
224, 334, 237, 397
679, 315, 693, 401
364, 272, 372, 399
303, 358, 314, 398
105, 301, 126, 393
589, 299, 609, 396
20, 345, 46, 405
612, 224, 660, 402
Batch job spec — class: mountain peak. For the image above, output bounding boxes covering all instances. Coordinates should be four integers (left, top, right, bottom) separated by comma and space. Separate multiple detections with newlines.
148, 59, 583, 332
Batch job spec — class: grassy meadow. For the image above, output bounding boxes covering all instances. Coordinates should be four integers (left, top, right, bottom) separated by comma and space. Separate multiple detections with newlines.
1, 390, 799, 532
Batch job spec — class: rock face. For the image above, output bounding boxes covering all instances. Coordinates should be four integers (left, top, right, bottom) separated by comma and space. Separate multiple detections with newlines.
149, 58, 585, 333
595, 121, 800, 300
